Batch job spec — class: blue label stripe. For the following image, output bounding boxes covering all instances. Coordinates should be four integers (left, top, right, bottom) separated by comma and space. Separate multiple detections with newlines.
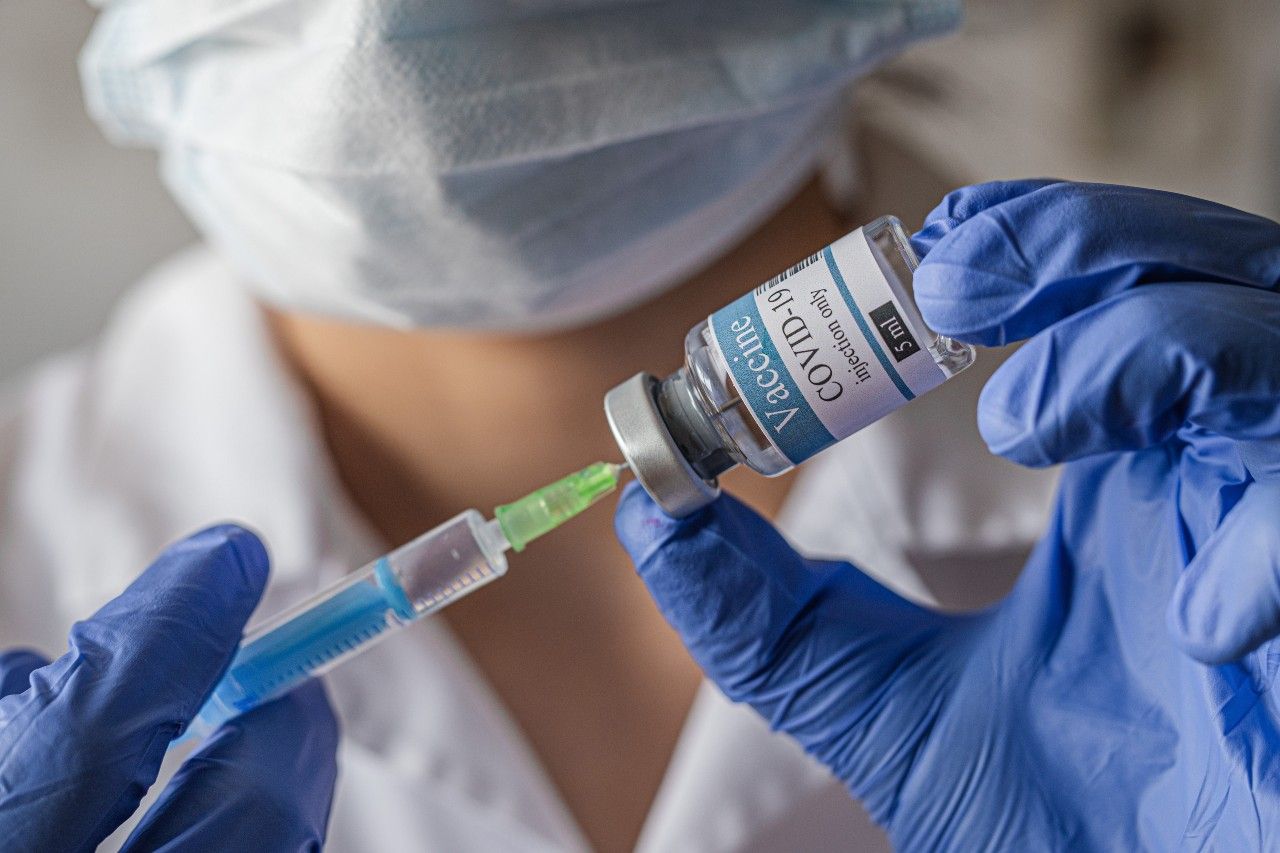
822, 246, 914, 402
711, 293, 835, 464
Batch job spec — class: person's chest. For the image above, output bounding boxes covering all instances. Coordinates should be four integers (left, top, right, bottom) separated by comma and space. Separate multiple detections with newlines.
321, 606, 880, 853
439, 513, 714, 852
434, 466, 802, 851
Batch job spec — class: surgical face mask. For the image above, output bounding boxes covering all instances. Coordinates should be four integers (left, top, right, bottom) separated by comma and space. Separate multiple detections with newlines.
81, 0, 959, 331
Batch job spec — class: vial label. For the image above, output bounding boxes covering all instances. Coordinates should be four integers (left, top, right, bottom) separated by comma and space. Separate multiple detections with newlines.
708, 227, 945, 464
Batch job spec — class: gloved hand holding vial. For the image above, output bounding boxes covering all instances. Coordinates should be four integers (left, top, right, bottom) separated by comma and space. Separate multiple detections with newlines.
614, 180, 1280, 850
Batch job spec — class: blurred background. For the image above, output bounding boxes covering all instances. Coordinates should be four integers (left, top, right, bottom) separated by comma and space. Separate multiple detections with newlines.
0, 1, 195, 382
3, 0, 1279, 382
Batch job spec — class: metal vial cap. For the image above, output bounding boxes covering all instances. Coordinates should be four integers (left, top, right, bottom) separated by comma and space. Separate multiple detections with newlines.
604, 373, 720, 517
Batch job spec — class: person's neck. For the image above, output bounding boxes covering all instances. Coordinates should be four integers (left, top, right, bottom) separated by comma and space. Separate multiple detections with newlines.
266, 178, 850, 548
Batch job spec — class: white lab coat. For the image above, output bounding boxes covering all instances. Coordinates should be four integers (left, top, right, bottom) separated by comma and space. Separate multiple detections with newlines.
0, 248, 1056, 851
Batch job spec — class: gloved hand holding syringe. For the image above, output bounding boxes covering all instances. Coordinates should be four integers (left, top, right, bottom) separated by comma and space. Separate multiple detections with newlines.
185, 462, 626, 740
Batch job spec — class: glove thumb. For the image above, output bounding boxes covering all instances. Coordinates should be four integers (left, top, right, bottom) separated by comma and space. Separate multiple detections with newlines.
1168, 482, 1280, 664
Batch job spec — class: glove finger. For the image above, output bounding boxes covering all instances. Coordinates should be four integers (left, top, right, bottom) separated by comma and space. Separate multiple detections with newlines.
1167, 482, 1280, 664
976, 284, 1280, 466
1238, 437, 1280, 483
913, 182, 1280, 346
911, 178, 1064, 257
0, 650, 50, 699
122, 681, 339, 853
0, 524, 268, 853
615, 482, 955, 791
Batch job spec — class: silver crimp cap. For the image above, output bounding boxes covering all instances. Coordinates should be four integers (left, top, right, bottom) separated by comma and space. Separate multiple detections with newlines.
604, 373, 720, 517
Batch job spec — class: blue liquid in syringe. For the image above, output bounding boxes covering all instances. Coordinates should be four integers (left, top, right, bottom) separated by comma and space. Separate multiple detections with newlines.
216, 558, 414, 713
186, 466, 622, 740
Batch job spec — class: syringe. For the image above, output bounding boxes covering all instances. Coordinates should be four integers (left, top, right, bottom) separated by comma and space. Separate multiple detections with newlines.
184, 461, 626, 740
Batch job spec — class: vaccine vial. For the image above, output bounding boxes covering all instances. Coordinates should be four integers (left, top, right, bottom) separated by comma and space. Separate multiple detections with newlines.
605, 216, 975, 516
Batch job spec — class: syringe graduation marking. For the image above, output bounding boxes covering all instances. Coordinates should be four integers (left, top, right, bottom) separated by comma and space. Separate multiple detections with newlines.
422, 566, 492, 609
226, 577, 401, 704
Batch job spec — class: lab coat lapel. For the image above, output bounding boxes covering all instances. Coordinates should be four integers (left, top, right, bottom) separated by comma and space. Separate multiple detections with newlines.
9, 248, 372, 622
325, 616, 592, 852
635, 682, 888, 852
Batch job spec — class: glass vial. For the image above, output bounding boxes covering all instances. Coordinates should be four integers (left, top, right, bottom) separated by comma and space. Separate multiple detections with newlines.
605, 216, 975, 516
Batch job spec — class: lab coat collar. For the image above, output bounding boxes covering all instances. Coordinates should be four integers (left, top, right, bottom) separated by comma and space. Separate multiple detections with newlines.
23, 248, 382, 619
635, 682, 874, 852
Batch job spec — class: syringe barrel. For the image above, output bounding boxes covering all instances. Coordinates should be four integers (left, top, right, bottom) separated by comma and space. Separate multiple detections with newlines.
388, 510, 510, 615
185, 510, 508, 740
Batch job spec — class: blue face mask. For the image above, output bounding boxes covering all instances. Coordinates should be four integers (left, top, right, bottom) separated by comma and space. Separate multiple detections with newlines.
81, 0, 959, 331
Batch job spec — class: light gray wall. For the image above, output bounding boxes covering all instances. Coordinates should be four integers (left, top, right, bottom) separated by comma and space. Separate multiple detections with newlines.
0, 1, 196, 382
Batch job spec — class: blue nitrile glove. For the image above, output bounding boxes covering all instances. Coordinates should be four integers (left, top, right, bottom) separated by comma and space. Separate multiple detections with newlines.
914, 180, 1280, 662
615, 181, 1280, 850
0, 525, 339, 853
